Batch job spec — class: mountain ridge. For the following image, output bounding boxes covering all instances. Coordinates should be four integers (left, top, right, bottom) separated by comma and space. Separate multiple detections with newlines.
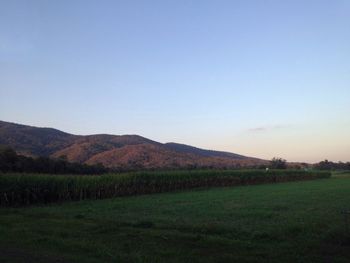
0, 120, 267, 170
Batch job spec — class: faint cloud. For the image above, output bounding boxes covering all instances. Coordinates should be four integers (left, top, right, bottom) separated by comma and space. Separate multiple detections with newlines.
248, 127, 267, 132
247, 125, 291, 133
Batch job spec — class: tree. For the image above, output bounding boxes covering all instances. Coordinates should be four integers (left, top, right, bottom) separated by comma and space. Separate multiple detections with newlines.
270, 157, 287, 169
0, 146, 109, 174
0, 146, 18, 172
314, 160, 350, 170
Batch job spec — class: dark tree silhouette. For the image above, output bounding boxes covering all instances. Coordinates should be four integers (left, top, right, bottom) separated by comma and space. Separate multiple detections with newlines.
270, 157, 287, 169
315, 160, 350, 170
0, 146, 109, 174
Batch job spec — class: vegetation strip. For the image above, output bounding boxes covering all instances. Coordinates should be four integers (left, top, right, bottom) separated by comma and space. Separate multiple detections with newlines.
0, 170, 330, 206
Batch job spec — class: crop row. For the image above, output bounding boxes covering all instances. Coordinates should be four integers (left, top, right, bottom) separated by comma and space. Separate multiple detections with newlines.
0, 170, 331, 206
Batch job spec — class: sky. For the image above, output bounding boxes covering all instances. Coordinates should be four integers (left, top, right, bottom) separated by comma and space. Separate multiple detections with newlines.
0, 0, 349, 163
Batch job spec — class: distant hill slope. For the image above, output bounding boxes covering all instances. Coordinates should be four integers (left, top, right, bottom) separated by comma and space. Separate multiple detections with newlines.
165, 142, 247, 159
0, 120, 77, 156
0, 120, 266, 170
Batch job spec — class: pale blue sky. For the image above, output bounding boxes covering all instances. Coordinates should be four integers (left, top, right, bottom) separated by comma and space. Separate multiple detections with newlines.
1, 0, 349, 162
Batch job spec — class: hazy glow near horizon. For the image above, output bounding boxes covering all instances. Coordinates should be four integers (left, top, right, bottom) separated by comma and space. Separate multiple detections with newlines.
1, 0, 349, 163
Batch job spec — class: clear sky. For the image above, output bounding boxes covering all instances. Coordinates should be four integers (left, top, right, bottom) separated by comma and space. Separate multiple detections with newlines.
1, 0, 349, 163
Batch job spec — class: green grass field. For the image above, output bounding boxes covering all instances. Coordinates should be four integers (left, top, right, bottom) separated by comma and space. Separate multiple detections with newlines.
1, 173, 349, 263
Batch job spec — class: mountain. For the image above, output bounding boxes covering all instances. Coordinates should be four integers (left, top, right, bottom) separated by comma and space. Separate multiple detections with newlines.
0, 120, 77, 156
0, 120, 266, 170
164, 142, 247, 159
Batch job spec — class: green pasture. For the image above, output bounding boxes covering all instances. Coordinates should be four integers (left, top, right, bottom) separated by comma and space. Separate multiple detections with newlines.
0, 172, 349, 262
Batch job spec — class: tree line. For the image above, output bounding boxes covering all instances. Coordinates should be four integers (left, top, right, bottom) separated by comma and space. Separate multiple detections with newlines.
0, 146, 108, 174
314, 159, 350, 170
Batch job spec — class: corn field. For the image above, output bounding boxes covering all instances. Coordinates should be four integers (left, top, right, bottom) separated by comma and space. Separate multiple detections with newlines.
0, 170, 331, 206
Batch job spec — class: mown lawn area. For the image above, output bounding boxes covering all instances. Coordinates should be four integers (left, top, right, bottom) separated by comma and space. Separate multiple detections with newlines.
1, 173, 350, 263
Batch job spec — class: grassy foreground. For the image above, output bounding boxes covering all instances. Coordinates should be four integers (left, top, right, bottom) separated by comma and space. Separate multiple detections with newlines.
0, 173, 350, 263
